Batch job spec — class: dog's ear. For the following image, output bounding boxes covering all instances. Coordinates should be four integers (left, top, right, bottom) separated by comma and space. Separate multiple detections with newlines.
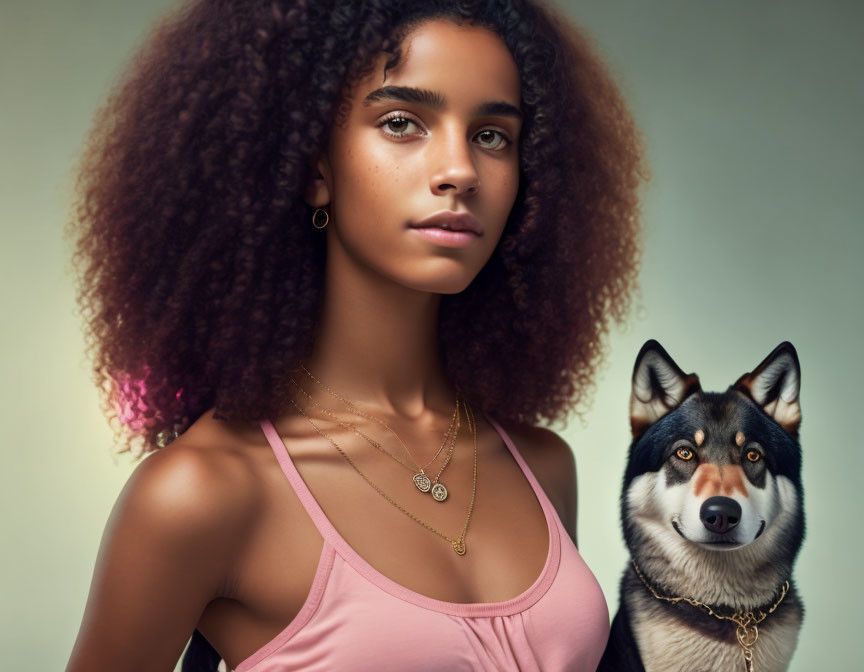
630, 340, 702, 439
733, 342, 801, 438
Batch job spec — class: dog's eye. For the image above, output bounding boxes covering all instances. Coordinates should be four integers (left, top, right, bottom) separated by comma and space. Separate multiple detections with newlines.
746, 449, 761, 462
676, 447, 694, 461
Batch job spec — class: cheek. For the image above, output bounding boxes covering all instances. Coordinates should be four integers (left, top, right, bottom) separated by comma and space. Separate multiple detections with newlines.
331, 166, 399, 230
744, 472, 779, 520
486, 162, 519, 220
328, 130, 407, 222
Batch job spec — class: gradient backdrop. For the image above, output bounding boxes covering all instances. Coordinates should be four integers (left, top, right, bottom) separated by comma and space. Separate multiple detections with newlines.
2, 0, 862, 669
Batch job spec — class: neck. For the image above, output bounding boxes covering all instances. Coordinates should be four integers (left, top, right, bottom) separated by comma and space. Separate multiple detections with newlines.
632, 559, 789, 615
300, 240, 457, 422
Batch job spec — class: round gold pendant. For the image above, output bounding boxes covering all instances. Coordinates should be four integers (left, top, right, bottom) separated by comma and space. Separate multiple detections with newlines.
413, 472, 431, 492
451, 539, 466, 555
431, 483, 448, 502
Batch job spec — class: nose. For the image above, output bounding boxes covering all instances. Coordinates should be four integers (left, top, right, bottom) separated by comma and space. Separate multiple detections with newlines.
700, 496, 741, 534
429, 128, 480, 196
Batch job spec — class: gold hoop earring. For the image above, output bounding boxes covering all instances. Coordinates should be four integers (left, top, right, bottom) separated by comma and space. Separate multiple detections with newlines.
312, 207, 329, 229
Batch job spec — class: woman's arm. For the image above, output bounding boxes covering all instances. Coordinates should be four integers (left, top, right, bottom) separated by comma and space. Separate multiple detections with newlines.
67, 442, 255, 672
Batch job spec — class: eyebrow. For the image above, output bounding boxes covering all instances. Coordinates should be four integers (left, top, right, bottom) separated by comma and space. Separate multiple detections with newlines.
362, 85, 523, 120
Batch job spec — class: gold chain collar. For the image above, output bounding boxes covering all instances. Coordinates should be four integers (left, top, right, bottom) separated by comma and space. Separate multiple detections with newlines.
631, 560, 789, 672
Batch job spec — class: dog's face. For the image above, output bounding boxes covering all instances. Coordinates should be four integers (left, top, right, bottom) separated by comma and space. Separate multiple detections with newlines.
624, 341, 803, 556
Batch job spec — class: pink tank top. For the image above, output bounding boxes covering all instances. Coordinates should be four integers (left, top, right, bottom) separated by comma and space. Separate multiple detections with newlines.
228, 415, 609, 672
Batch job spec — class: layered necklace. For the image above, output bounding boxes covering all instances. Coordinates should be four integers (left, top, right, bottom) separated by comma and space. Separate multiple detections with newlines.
288, 367, 478, 556
293, 364, 459, 501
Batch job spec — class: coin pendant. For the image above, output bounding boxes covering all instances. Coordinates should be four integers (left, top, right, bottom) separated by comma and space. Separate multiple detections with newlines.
413, 472, 431, 492
431, 483, 448, 502
452, 539, 466, 555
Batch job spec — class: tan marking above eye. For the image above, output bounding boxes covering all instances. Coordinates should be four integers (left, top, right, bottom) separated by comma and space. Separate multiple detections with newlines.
746, 449, 761, 462
735, 430, 746, 446
694, 429, 705, 446
676, 446, 694, 460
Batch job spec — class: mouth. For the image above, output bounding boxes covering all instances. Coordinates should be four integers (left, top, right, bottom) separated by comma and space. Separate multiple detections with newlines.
409, 211, 483, 236
671, 518, 687, 539
671, 518, 765, 549
753, 519, 766, 539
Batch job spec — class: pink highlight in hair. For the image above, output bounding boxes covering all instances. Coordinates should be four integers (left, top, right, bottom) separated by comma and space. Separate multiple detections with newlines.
111, 366, 158, 434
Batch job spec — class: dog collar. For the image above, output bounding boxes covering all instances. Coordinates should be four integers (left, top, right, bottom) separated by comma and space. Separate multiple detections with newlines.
631, 560, 790, 672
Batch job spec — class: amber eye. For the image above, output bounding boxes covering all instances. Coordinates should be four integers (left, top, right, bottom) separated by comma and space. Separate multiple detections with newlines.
676, 447, 694, 461
746, 449, 761, 462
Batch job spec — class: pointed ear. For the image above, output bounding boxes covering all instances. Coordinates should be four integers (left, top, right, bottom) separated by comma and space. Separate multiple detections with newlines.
630, 340, 702, 439
733, 342, 801, 438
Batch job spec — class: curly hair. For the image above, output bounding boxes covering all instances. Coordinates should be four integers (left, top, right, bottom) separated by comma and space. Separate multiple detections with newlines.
66, 0, 645, 459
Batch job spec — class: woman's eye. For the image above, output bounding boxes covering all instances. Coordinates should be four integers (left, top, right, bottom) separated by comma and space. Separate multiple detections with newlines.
376, 114, 510, 150
378, 115, 423, 138
474, 129, 510, 150
746, 449, 761, 463
676, 447, 694, 461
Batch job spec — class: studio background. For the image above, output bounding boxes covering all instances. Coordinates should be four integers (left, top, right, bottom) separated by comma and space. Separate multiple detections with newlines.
2, 0, 861, 669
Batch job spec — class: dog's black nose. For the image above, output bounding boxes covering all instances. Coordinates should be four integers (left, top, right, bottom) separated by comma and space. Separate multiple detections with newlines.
700, 496, 742, 534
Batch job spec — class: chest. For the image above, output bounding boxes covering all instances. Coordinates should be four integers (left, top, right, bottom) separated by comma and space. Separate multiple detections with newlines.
631, 604, 802, 672
201, 424, 559, 668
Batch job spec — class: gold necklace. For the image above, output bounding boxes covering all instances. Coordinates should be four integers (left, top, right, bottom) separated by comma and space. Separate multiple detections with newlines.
288, 375, 457, 475
299, 364, 459, 501
290, 394, 478, 556
631, 560, 789, 672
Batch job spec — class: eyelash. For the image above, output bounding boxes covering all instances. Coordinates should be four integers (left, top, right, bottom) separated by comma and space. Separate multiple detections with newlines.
376, 113, 512, 150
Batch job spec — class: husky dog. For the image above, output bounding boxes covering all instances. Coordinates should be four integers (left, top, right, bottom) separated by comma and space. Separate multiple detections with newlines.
598, 341, 805, 672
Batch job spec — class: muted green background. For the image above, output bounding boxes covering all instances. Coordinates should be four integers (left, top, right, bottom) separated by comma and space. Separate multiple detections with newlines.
2, 0, 862, 669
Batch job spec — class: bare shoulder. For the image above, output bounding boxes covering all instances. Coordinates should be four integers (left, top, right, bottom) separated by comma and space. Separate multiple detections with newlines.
130, 419, 261, 543
109, 412, 265, 586
497, 420, 578, 546
66, 412, 264, 670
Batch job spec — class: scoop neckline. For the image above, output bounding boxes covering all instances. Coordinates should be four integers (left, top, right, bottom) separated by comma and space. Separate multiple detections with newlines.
258, 413, 562, 617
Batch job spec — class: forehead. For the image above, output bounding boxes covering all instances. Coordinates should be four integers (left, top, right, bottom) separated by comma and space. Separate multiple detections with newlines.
352, 19, 521, 108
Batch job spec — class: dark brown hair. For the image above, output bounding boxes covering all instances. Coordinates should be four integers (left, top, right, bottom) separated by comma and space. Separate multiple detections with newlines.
67, 0, 645, 459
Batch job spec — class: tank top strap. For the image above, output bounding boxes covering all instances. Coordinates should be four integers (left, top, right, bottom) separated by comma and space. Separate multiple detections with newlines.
482, 412, 561, 521
258, 418, 346, 548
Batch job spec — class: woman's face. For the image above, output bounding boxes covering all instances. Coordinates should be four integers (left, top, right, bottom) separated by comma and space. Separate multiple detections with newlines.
309, 18, 522, 295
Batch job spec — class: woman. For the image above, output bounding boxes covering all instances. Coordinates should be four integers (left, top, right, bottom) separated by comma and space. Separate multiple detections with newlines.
66, 0, 643, 670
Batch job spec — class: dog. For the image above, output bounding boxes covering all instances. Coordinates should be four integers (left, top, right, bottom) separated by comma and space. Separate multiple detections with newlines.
598, 341, 805, 672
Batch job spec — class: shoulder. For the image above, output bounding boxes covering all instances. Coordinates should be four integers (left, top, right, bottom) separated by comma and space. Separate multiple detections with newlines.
117, 413, 263, 575
66, 414, 263, 668
497, 420, 578, 546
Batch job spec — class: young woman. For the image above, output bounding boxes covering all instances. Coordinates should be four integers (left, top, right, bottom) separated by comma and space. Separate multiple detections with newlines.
66, 0, 643, 670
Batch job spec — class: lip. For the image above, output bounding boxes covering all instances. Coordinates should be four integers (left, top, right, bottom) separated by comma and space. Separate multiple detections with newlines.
409, 211, 483, 236
671, 519, 749, 549
410, 227, 480, 248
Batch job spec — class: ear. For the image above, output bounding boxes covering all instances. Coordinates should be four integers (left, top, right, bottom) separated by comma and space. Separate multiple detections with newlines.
630, 340, 702, 439
303, 153, 333, 208
733, 342, 801, 438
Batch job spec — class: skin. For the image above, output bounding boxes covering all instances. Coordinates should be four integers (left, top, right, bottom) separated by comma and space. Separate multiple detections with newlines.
67, 19, 578, 672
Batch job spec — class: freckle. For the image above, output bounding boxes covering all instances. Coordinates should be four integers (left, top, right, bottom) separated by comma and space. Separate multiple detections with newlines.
694, 429, 704, 447
735, 431, 746, 447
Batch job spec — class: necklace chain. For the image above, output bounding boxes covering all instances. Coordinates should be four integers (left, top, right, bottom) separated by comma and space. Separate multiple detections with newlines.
631, 560, 789, 672
298, 364, 460, 500
289, 394, 478, 555
289, 374, 457, 473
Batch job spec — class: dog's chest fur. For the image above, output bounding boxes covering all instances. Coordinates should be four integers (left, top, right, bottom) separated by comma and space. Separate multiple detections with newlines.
627, 587, 803, 672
